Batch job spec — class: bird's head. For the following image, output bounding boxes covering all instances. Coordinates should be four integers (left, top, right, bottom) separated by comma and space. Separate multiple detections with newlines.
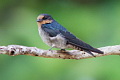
37, 14, 53, 25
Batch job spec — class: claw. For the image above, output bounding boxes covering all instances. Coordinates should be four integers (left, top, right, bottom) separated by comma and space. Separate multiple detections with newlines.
61, 49, 66, 52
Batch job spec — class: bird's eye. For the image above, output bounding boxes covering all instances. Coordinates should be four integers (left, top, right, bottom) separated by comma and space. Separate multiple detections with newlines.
43, 17, 48, 20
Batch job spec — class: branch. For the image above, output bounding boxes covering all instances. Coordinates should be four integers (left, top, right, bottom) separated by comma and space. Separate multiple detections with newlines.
0, 45, 120, 59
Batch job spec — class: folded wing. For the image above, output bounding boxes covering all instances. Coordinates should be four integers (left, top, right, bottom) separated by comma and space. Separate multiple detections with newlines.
60, 30, 103, 54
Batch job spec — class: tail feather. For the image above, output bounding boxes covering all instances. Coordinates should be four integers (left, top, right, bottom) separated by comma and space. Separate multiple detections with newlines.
83, 49, 96, 57
71, 45, 96, 57
68, 42, 104, 54
89, 48, 104, 54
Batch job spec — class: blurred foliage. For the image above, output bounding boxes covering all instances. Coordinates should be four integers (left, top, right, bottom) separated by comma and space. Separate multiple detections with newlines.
0, 0, 120, 80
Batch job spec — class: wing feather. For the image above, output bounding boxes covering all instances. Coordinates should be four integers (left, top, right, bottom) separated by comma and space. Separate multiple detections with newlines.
41, 24, 60, 37
60, 30, 103, 54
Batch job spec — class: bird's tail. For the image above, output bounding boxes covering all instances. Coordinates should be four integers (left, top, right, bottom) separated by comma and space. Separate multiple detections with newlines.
72, 46, 96, 57
69, 43, 104, 54
89, 48, 104, 54
83, 49, 96, 57
70, 44, 104, 57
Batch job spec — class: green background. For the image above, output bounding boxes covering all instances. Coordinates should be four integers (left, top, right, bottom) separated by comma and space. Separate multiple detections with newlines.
0, 0, 120, 80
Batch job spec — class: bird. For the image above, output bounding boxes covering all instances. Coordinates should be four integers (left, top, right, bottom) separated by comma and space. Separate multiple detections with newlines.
37, 14, 103, 57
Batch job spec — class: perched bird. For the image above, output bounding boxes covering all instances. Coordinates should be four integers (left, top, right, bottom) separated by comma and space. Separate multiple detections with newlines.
37, 14, 103, 56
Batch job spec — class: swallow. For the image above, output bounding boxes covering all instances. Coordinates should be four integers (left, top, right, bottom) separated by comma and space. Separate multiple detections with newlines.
37, 14, 103, 57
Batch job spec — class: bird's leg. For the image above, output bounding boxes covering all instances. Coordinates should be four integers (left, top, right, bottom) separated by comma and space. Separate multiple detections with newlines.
49, 47, 53, 51
49, 45, 55, 51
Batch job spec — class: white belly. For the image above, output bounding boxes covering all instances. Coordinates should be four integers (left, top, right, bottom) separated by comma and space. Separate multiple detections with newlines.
38, 28, 67, 49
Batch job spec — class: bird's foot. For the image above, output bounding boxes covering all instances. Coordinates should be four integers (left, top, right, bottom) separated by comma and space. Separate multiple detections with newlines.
57, 49, 66, 53
60, 49, 66, 52
57, 49, 70, 54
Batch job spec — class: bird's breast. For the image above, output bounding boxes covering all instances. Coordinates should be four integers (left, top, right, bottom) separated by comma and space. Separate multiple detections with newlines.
38, 27, 52, 46
38, 27, 67, 49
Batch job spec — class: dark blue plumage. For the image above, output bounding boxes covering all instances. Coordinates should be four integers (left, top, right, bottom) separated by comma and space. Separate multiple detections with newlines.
42, 21, 67, 37
37, 14, 104, 56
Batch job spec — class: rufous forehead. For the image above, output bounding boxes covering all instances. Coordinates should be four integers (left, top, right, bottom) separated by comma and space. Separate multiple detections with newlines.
37, 15, 44, 19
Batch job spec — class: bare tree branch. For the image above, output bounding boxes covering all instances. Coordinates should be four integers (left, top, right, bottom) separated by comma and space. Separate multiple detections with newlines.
0, 45, 120, 59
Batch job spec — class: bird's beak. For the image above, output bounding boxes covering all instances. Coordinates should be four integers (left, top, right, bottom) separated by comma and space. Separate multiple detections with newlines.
37, 19, 43, 22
